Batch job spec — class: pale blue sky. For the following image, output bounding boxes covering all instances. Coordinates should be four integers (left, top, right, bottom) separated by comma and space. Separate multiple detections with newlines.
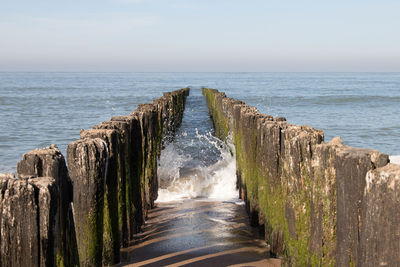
1, 0, 399, 72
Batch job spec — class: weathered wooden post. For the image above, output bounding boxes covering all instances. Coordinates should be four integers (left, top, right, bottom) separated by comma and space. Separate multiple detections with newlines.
67, 138, 108, 267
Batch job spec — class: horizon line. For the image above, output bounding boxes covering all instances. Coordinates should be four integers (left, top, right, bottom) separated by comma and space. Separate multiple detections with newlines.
0, 71, 399, 74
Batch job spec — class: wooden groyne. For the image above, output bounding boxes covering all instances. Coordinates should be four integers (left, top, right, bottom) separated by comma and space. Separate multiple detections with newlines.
203, 88, 400, 267
0, 88, 189, 267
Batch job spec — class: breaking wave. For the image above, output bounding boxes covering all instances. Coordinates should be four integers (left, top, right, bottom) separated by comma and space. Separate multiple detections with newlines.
156, 131, 238, 202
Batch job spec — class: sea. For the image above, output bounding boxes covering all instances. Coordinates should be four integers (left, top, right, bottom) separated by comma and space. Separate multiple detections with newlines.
1, 72, 399, 200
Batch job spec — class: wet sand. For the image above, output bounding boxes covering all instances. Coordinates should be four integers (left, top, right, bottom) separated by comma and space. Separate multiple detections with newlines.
118, 199, 281, 266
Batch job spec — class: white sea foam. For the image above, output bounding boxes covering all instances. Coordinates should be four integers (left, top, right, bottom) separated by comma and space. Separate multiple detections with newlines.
390, 155, 400, 165
156, 132, 239, 202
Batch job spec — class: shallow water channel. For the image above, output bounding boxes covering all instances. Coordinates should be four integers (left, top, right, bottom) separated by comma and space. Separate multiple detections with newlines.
118, 90, 280, 266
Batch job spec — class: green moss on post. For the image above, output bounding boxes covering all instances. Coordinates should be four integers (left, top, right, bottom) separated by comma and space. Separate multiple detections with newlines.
67, 138, 108, 267
110, 115, 144, 238
80, 129, 121, 266
203, 88, 335, 265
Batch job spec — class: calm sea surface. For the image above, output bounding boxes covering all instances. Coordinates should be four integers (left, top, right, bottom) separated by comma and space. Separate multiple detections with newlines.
1, 72, 399, 173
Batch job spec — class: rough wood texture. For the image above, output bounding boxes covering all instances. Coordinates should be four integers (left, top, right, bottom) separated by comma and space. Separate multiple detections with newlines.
29, 177, 59, 267
16, 145, 78, 267
203, 88, 394, 266
80, 129, 120, 266
0, 88, 189, 266
67, 138, 108, 267
94, 120, 130, 247
335, 147, 388, 266
0, 176, 58, 267
71, 88, 189, 266
359, 163, 400, 267
0, 178, 39, 267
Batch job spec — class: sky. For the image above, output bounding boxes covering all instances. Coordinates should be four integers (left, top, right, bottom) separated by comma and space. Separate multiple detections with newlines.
0, 0, 399, 72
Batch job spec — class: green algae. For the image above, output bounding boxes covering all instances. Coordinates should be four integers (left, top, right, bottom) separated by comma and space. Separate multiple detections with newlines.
202, 88, 336, 266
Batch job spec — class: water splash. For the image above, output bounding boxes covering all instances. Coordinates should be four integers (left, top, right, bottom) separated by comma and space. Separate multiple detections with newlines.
390, 155, 400, 165
156, 131, 238, 202
157, 136, 400, 203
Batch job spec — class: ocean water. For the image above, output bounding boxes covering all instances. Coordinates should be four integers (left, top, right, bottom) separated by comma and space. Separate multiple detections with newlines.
157, 94, 238, 202
1, 72, 399, 176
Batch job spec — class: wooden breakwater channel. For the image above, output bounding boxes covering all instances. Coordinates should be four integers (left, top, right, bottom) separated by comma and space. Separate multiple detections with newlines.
203, 88, 400, 267
0, 88, 189, 267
